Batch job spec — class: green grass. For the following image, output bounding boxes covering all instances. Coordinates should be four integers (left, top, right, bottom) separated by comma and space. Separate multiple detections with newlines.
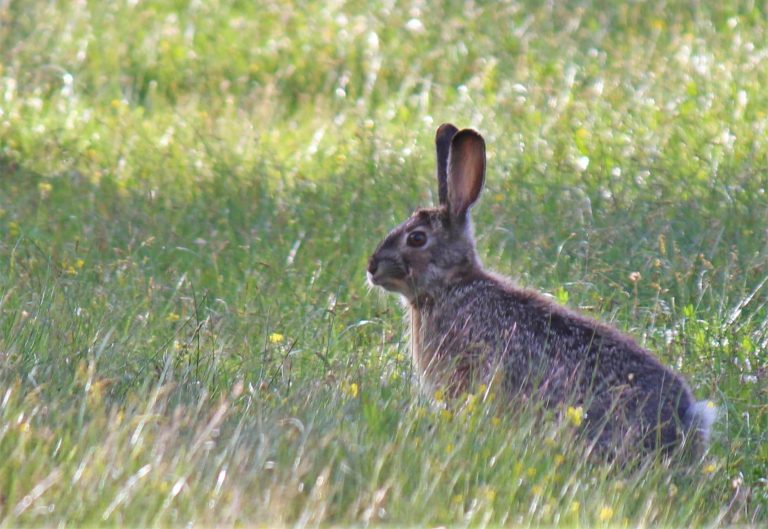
1, 0, 767, 526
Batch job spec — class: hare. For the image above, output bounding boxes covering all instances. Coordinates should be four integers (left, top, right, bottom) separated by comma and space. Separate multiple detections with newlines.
367, 123, 715, 456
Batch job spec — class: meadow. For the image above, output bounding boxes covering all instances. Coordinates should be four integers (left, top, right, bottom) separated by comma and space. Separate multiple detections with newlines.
0, 0, 767, 526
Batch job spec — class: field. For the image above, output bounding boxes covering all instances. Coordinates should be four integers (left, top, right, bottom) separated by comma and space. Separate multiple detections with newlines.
1, 0, 767, 526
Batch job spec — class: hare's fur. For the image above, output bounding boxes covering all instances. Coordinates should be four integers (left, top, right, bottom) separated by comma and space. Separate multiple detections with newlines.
367, 124, 714, 455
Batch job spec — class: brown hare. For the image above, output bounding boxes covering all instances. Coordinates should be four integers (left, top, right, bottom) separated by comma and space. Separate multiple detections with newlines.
367, 123, 715, 456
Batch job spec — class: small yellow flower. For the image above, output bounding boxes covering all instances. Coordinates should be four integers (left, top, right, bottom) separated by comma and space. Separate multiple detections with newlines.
451, 494, 463, 504
526, 467, 536, 478
481, 486, 496, 502
570, 501, 580, 514
531, 484, 543, 496
8, 221, 20, 237
269, 332, 284, 344
440, 408, 453, 422
598, 506, 614, 521
346, 382, 359, 398
463, 394, 477, 414
433, 388, 445, 402
38, 181, 53, 198
554, 454, 565, 465
491, 416, 501, 426
166, 312, 180, 322
566, 405, 584, 427
445, 443, 453, 454
75, 258, 85, 269
703, 463, 717, 474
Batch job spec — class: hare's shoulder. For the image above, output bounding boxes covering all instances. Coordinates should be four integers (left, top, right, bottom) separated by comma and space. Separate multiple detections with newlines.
463, 272, 666, 368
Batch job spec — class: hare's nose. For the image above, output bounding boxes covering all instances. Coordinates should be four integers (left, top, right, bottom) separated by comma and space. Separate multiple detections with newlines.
367, 257, 379, 276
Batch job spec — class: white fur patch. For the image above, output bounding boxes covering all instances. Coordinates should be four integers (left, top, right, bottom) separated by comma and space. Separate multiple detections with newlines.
686, 400, 717, 445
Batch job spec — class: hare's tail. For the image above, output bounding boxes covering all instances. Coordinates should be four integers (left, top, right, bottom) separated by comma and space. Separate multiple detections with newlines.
684, 399, 717, 452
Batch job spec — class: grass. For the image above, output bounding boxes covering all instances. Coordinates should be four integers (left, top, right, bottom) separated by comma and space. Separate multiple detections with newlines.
0, 0, 767, 526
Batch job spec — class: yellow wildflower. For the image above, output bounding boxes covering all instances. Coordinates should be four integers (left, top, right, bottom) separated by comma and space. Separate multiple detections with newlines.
8, 221, 20, 237
599, 506, 614, 521
570, 501, 580, 514
38, 181, 53, 198
480, 486, 496, 502
433, 388, 445, 402
531, 484, 543, 496
703, 463, 716, 474
463, 394, 477, 414
566, 405, 584, 427
269, 332, 284, 344
166, 312, 180, 322
346, 382, 359, 398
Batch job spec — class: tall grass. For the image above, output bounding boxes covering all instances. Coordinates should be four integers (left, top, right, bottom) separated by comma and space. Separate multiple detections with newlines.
0, 0, 766, 525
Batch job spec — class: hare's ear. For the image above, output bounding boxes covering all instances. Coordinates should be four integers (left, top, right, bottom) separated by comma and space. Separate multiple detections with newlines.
447, 128, 485, 222
435, 123, 458, 206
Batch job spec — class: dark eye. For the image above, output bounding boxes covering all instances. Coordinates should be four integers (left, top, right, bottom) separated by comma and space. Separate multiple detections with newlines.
406, 230, 427, 247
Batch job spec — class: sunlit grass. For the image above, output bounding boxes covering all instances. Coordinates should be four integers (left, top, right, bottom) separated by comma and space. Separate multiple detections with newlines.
1, 0, 767, 526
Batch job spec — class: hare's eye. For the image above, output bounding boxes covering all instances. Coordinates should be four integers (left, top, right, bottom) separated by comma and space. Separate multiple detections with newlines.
406, 230, 427, 248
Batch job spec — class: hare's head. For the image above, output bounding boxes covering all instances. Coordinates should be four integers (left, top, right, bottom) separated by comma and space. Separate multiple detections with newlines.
367, 124, 486, 302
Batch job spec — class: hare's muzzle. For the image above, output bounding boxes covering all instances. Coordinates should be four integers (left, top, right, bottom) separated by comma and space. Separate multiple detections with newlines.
366, 254, 408, 292
367, 256, 379, 276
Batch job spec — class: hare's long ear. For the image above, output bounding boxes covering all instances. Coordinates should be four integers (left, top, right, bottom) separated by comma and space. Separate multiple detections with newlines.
435, 123, 458, 206
447, 129, 485, 222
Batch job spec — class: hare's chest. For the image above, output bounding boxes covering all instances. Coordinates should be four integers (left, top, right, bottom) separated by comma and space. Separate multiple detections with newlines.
409, 303, 469, 379
409, 305, 431, 373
